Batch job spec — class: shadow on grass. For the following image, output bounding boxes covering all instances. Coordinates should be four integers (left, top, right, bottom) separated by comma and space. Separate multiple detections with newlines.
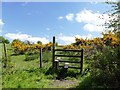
45, 67, 58, 75
45, 67, 81, 80
10, 53, 24, 56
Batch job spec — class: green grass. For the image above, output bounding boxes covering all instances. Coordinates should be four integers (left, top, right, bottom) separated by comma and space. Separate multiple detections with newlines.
2, 54, 53, 88
2, 44, 84, 88
2, 68, 51, 88
2, 44, 53, 88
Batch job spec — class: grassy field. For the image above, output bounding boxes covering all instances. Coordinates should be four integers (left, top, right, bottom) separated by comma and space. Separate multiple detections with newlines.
2, 44, 83, 88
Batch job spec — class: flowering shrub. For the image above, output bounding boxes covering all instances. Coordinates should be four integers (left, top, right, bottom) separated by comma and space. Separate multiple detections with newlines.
63, 45, 76, 49
102, 31, 119, 47
73, 31, 119, 50
11, 40, 28, 54
11, 31, 119, 54
11, 40, 53, 54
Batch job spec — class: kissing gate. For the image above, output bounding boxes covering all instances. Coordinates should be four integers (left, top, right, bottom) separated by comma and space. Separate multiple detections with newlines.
52, 36, 84, 74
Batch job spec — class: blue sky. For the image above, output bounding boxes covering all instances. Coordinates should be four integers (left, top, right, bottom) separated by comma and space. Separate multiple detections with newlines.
1, 2, 112, 45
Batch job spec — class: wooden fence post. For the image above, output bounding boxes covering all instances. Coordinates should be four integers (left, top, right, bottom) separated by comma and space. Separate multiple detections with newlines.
52, 36, 55, 68
80, 49, 83, 74
40, 47, 42, 68
3, 43, 7, 68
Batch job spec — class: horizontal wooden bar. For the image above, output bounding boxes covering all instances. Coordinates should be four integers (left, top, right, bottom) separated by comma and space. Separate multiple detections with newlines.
55, 49, 82, 52
59, 66, 80, 69
55, 54, 81, 57
59, 60, 81, 63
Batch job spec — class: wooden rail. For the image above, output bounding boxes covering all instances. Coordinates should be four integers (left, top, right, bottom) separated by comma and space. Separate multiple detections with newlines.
59, 60, 81, 63
55, 49, 82, 52
59, 66, 80, 69
55, 54, 82, 57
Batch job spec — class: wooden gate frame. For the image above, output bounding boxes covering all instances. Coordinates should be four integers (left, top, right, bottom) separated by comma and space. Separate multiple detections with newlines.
52, 36, 83, 73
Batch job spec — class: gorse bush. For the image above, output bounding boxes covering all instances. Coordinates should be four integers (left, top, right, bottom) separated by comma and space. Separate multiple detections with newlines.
11, 40, 28, 54
11, 40, 52, 55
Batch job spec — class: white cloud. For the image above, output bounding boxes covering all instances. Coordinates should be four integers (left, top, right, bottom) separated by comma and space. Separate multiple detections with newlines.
97, 11, 100, 13
58, 36, 75, 45
75, 9, 104, 24
4, 32, 49, 44
65, 13, 74, 21
75, 34, 93, 39
57, 33, 93, 45
83, 23, 105, 32
58, 16, 64, 20
90, 1, 98, 4
58, 32, 62, 36
62, 9, 110, 32
46, 28, 50, 31
107, 0, 119, 2
0, 19, 4, 34
0, 19, 4, 25
75, 9, 110, 32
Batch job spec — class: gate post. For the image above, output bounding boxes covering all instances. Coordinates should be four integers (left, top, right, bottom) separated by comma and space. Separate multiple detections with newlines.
52, 36, 55, 68
80, 49, 83, 74
40, 47, 42, 68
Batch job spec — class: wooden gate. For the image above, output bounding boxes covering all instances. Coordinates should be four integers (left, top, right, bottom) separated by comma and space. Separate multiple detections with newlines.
52, 36, 83, 73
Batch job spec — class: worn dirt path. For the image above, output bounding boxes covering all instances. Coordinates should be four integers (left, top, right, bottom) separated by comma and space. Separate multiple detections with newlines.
48, 80, 80, 88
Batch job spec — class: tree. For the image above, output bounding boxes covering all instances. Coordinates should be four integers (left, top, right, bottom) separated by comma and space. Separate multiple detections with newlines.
4, 39, 10, 44
24, 40, 31, 45
0, 36, 9, 44
12, 39, 21, 43
37, 41, 42, 45
105, 1, 120, 33
0, 36, 5, 43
